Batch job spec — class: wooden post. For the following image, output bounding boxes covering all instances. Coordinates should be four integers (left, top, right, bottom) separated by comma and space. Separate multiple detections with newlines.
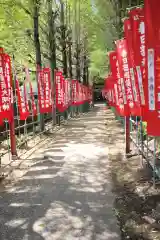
125, 116, 130, 154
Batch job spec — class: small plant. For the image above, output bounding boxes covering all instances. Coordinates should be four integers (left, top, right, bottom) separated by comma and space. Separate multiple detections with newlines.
138, 121, 147, 141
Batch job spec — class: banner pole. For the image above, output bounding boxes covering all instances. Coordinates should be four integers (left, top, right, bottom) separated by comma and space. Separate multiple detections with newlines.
153, 137, 156, 188
125, 116, 130, 154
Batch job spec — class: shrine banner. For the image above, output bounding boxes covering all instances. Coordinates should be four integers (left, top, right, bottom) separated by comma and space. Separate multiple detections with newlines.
104, 76, 115, 107
109, 51, 118, 79
109, 51, 123, 114
109, 51, 126, 116
65, 79, 71, 108
63, 79, 69, 111
16, 80, 29, 120
77, 82, 81, 105
81, 84, 84, 104
3, 54, 13, 104
128, 8, 146, 118
82, 85, 85, 104
64, 80, 68, 109
108, 52, 119, 110
67, 80, 71, 106
109, 76, 116, 107
55, 70, 64, 112
0, 52, 13, 121
71, 80, 78, 106
61, 75, 65, 111
37, 67, 44, 113
116, 39, 137, 116
43, 68, 52, 113
144, 0, 160, 136
124, 18, 141, 117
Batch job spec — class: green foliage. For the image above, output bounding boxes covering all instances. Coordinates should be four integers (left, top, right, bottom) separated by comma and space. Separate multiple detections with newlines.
138, 121, 147, 138
76, 0, 118, 82
0, 0, 128, 84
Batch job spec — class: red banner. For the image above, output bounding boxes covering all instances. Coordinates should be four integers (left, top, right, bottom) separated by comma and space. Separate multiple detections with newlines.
124, 18, 141, 116
0, 52, 13, 121
64, 80, 67, 109
37, 67, 52, 114
109, 51, 126, 116
43, 68, 52, 113
79, 83, 84, 104
104, 76, 115, 107
72, 80, 78, 106
80, 84, 83, 104
116, 39, 137, 116
16, 80, 29, 120
55, 70, 63, 112
68, 80, 71, 106
109, 52, 120, 113
37, 67, 45, 113
61, 75, 65, 111
144, 0, 160, 135
128, 8, 146, 119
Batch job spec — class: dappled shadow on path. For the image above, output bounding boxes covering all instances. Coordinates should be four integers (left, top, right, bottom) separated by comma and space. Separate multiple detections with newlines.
0, 105, 120, 240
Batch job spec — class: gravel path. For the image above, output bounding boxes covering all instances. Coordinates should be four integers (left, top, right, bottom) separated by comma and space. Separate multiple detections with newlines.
0, 104, 120, 240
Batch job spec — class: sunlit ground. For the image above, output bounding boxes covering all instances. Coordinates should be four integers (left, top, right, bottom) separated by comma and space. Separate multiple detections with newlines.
0, 104, 120, 240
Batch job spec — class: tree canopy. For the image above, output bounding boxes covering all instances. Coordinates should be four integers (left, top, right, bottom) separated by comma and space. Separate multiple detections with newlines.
0, 0, 144, 84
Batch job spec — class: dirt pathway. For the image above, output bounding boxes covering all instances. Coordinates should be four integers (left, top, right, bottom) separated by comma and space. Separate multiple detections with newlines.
0, 105, 121, 240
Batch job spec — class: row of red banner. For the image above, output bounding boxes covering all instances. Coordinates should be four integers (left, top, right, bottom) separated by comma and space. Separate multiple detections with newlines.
102, 0, 160, 136
55, 71, 92, 112
0, 49, 93, 124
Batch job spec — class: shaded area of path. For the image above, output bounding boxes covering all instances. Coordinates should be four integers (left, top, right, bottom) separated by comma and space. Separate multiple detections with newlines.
0, 104, 120, 240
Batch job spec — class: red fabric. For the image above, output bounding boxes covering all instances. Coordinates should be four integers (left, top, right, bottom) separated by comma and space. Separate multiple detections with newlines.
0, 52, 13, 121
37, 67, 45, 114
128, 8, 146, 119
109, 51, 122, 115
61, 76, 65, 111
16, 80, 29, 120
43, 68, 52, 113
144, 0, 160, 135
71, 80, 79, 106
124, 18, 141, 116
104, 76, 115, 107
55, 70, 64, 112
116, 39, 137, 116
63, 79, 69, 111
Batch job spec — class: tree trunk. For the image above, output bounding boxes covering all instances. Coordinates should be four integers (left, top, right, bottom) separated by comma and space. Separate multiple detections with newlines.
68, 4, 73, 79
48, 0, 57, 124
68, 37, 73, 79
76, 43, 80, 82
60, 1, 68, 77
33, 0, 44, 131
